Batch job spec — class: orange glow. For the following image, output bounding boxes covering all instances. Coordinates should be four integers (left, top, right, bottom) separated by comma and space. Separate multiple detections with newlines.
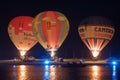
18, 65, 27, 80
50, 66, 56, 80
91, 65, 102, 80
92, 48, 99, 58
20, 50, 26, 57
93, 66, 99, 76
92, 51, 99, 58
50, 50, 56, 58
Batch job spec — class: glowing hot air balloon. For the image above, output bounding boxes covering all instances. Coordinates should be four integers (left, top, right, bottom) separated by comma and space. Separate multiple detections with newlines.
32, 11, 69, 58
8, 16, 38, 59
78, 16, 115, 58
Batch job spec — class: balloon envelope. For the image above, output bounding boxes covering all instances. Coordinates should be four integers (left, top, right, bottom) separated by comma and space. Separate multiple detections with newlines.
78, 16, 115, 58
8, 16, 38, 56
32, 11, 69, 52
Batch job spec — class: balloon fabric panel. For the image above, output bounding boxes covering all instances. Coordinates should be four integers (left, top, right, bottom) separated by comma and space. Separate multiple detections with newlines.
41, 11, 61, 49
8, 16, 37, 52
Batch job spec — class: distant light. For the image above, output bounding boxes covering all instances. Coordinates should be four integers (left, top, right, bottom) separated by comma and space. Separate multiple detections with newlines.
113, 65, 116, 71
44, 60, 49, 64
14, 58, 16, 61
45, 65, 49, 68
13, 65, 16, 68
112, 65, 116, 77
112, 61, 117, 65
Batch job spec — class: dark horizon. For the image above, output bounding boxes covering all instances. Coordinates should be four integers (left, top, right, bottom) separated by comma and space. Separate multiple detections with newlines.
0, 0, 120, 59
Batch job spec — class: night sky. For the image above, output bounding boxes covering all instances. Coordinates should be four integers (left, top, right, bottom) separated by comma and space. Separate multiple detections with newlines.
0, 0, 120, 59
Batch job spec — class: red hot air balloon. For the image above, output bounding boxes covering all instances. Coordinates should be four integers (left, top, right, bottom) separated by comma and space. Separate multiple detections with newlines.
78, 16, 115, 58
8, 16, 37, 59
32, 11, 69, 58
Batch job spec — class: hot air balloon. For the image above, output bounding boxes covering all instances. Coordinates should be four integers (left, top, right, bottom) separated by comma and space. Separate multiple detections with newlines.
78, 16, 115, 58
32, 11, 69, 58
8, 16, 38, 59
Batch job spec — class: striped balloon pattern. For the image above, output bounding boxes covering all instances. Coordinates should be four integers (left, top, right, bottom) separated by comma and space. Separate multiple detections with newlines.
32, 11, 69, 52
8, 16, 38, 54
78, 16, 115, 58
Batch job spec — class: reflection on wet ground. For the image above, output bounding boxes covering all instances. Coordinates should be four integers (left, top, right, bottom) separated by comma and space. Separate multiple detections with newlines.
0, 65, 119, 80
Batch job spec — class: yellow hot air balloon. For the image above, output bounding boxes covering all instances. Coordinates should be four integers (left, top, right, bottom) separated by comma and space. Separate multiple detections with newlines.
32, 11, 69, 58
8, 16, 38, 59
78, 16, 115, 58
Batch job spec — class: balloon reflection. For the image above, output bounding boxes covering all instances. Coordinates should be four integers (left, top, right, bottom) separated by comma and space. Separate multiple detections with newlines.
91, 65, 100, 80
44, 65, 56, 80
18, 65, 27, 80
44, 65, 49, 80
50, 66, 56, 80
112, 65, 117, 80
